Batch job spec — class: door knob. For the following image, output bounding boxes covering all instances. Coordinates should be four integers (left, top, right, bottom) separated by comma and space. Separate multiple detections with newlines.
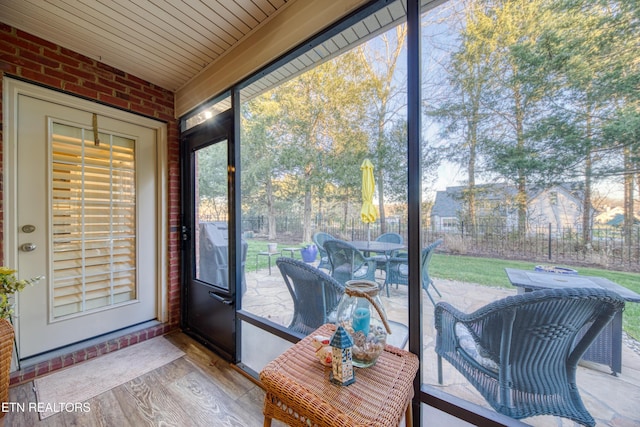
20, 243, 36, 252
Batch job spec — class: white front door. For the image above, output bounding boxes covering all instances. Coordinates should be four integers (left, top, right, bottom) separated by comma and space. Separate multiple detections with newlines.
8, 83, 162, 359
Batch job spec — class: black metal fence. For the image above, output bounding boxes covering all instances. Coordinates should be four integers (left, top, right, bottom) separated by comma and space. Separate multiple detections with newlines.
243, 215, 640, 272
426, 223, 640, 272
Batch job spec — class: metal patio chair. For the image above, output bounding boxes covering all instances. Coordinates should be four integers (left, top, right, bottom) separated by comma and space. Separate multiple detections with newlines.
434, 287, 624, 427
323, 240, 377, 286
312, 232, 335, 271
371, 232, 404, 275
385, 238, 443, 304
276, 257, 344, 335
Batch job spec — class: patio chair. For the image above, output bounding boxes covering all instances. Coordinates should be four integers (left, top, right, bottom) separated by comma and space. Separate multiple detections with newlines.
385, 239, 443, 304
323, 240, 377, 286
276, 257, 344, 335
434, 287, 625, 427
371, 232, 404, 274
312, 232, 335, 271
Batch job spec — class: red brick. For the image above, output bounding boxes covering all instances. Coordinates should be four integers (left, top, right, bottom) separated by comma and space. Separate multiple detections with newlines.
0, 23, 13, 33
99, 93, 129, 109
0, 39, 17, 55
43, 48, 81, 67
62, 64, 96, 81
85, 346, 98, 359
115, 91, 130, 101
63, 82, 98, 99
18, 367, 36, 382
60, 46, 93, 63
97, 76, 126, 92
134, 105, 157, 117
130, 87, 153, 101
19, 50, 59, 69
35, 361, 51, 376
62, 354, 74, 367
16, 30, 57, 51
97, 61, 125, 77
143, 85, 167, 99
83, 80, 113, 94
43, 66, 80, 84
0, 61, 17, 74
50, 356, 63, 371
115, 75, 142, 90
19, 69, 62, 89
14, 39, 42, 55
4, 54, 41, 71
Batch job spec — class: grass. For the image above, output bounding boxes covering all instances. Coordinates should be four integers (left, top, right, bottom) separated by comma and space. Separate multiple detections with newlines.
246, 240, 302, 271
430, 253, 640, 341
245, 239, 640, 341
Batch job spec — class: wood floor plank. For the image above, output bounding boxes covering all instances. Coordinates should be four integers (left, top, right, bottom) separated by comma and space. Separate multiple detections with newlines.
80, 389, 134, 427
5, 332, 274, 426
4, 382, 41, 427
168, 369, 263, 426
121, 369, 194, 426
164, 333, 258, 401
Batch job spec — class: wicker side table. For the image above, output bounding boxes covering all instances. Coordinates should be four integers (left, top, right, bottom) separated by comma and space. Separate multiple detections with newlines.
260, 323, 419, 427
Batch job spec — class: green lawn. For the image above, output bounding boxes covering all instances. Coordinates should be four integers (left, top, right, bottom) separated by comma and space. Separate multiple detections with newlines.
430, 254, 640, 341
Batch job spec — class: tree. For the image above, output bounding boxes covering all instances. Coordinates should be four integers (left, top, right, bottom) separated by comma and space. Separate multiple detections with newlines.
512, 0, 640, 244
425, 0, 497, 230
243, 50, 373, 242
361, 25, 408, 232
241, 95, 287, 240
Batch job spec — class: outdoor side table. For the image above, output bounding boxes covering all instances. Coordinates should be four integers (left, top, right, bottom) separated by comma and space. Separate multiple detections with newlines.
256, 251, 279, 275
260, 323, 419, 427
281, 247, 300, 259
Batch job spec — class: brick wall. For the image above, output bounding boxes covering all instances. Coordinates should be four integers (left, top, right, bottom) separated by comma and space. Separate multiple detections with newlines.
0, 24, 181, 382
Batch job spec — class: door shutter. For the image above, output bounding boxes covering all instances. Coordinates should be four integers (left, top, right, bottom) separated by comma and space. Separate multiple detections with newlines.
51, 122, 137, 319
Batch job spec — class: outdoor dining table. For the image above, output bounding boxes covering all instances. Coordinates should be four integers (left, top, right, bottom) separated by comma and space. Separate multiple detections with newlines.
350, 240, 406, 288
349, 240, 405, 255
505, 267, 640, 375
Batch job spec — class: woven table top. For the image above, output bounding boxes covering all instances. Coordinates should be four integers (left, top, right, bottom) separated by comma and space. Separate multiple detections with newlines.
260, 323, 419, 427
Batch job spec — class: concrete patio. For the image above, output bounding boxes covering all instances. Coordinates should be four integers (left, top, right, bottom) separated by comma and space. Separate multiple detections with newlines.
243, 262, 640, 426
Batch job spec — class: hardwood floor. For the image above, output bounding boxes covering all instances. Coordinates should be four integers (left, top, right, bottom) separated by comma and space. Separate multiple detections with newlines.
4, 332, 281, 426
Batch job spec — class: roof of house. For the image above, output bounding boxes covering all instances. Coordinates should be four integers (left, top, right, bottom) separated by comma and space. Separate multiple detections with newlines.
431, 182, 584, 218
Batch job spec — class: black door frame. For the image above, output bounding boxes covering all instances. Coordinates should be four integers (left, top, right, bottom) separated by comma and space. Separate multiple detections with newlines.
180, 106, 240, 362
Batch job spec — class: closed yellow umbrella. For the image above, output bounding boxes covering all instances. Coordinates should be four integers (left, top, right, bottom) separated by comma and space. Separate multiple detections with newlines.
360, 159, 378, 241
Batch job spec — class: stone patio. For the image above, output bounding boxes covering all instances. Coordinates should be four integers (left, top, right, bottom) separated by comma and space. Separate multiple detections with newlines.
243, 263, 640, 427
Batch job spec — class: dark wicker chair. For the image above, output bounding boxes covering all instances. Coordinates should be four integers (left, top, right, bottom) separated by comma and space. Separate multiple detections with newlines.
276, 257, 344, 335
386, 238, 443, 304
434, 287, 625, 427
371, 232, 404, 276
323, 240, 377, 286
312, 232, 335, 271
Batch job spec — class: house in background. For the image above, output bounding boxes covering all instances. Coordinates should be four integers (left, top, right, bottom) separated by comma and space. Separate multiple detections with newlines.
595, 206, 625, 225
430, 182, 591, 233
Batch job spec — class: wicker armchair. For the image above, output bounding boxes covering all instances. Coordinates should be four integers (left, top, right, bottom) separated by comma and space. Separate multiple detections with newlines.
323, 240, 377, 286
434, 287, 625, 427
312, 232, 335, 271
276, 257, 344, 335
386, 239, 443, 304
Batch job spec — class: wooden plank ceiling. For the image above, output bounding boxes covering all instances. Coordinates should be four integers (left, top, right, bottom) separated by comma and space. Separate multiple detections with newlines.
1, 0, 438, 113
0, 0, 291, 91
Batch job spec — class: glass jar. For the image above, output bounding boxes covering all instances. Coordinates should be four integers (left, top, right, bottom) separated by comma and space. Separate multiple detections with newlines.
334, 280, 391, 368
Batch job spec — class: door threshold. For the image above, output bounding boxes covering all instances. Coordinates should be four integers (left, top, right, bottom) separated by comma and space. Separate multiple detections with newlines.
18, 320, 162, 370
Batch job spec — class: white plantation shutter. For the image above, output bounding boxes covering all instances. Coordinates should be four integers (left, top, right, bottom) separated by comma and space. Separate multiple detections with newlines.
51, 122, 136, 318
